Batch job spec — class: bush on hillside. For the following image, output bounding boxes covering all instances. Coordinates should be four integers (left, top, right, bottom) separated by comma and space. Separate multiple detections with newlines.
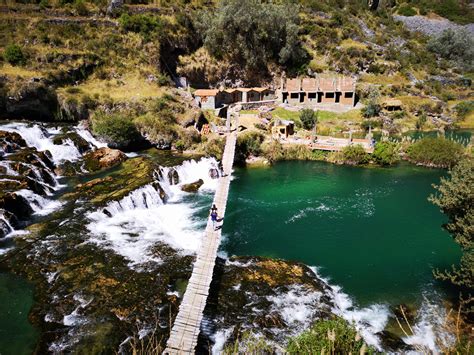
262, 139, 284, 163
454, 101, 474, 119
91, 112, 142, 149
427, 29, 474, 71
362, 87, 381, 118
3, 44, 26, 66
286, 317, 372, 354
300, 109, 317, 130
134, 112, 178, 146
398, 4, 417, 16
118, 13, 164, 40
235, 131, 265, 164
373, 141, 400, 165
341, 144, 370, 165
197, 0, 307, 74
406, 137, 464, 168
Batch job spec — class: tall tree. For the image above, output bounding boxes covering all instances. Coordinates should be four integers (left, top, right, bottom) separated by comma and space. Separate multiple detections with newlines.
196, 0, 307, 75
429, 157, 474, 313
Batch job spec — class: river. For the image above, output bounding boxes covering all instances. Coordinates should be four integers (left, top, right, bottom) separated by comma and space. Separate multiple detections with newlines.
223, 161, 460, 306
0, 121, 466, 353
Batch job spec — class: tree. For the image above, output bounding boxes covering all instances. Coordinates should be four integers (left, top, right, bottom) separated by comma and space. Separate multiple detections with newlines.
196, 0, 306, 74
406, 137, 464, 168
3, 44, 26, 66
362, 86, 381, 118
372, 141, 400, 165
429, 158, 474, 313
341, 144, 369, 165
427, 28, 474, 71
300, 109, 317, 130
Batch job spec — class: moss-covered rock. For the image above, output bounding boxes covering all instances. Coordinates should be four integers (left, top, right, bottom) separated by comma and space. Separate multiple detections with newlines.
66, 156, 157, 206
52, 132, 91, 154
180, 179, 203, 193
82, 147, 127, 173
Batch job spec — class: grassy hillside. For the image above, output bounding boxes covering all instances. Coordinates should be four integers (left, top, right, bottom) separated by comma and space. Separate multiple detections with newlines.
0, 0, 473, 144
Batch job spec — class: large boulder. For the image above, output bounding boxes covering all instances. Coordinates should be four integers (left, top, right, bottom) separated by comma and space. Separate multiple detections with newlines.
180, 179, 204, 193
83, 147, 127, 172
53, 132, 91, 154
0, 130, 27, 153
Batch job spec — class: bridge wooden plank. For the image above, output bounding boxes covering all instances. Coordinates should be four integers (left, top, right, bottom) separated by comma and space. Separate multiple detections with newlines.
164, 112, 239, 355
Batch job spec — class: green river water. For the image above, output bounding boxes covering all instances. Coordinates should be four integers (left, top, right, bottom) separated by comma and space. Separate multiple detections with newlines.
222, 161, 461, 307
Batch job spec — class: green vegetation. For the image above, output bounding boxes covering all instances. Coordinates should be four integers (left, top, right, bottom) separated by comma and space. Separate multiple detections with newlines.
235, 131, 265, 164
406, 137, 464, 168
196, 0, 306, 78
300, 109, 317, 130
454, 101, 474, 119
362, 87, 381, 118
427, 29, 474, 71
430, 157, 474, 315
341, 144, 370, 165
118, 13, 164, 41
372, 141, 400, 166
91, 111, 141, 149
223, 331, 273, 354
3, 44, 26, 66
397, 4, 417, 16
286, 317, 373, 354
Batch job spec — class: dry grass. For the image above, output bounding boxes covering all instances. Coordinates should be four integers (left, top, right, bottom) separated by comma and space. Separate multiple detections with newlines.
360, 73, 409, 85
396, 95, 435, 110
340, 39, 368, 50
0, 63, 43, 78
61, 72, 164, 101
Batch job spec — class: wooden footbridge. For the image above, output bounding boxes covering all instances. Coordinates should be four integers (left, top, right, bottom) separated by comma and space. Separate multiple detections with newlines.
164, 108, 239, 354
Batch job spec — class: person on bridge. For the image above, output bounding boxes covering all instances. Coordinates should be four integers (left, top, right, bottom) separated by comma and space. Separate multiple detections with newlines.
210, 205, 219, 229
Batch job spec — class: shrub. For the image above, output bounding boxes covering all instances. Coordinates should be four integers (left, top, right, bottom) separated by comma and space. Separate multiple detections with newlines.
362, 87, 381, 118
398, 4, 417, 16
286, 317, 372, 354
427, 29, 474, 71
3, 44, 26, 66
406, 137, 464, 168
91, 112, 142, 148
200, 136, 225, 159
235, 131, 265, 164
283, 144, 313, 160
372, 141, 400, 166
175, 140, 185, 152
416, 113, 427, 130
454, 101, 474, 119
300, 109, 317, 130
342, 144, 369, 165
197, 0, 307, 73
118, 13, 164, 40
134, 112, 177, 145
262, 139, 284, 162
73, 0, 88, 16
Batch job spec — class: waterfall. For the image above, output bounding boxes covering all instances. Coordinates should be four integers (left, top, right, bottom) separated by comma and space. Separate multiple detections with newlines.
75, 121, 108, 149
86, 158, 219, 267
15, 189, 63, 216
0, 121, 107, 164
1, 122, 81, 164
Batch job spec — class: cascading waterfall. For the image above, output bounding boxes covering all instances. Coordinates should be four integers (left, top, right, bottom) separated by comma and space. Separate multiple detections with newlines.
86, 158, 220, 267
0, 121, 110, 234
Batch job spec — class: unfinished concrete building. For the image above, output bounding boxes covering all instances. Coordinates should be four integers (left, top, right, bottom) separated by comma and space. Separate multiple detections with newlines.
279, 76, 356, 106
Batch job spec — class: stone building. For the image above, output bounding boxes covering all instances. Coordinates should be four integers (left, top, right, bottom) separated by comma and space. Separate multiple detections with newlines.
194, 87, 275, 109
279, 76, 356, 106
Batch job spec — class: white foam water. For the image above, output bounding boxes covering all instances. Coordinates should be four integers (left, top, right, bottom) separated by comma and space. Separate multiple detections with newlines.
86, 158, 219, 267
309, 266, 390, 350
75, 121, 108, 149
15, 189, 63, 216
0, 122, 82, 164
403, 294, 455, 353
